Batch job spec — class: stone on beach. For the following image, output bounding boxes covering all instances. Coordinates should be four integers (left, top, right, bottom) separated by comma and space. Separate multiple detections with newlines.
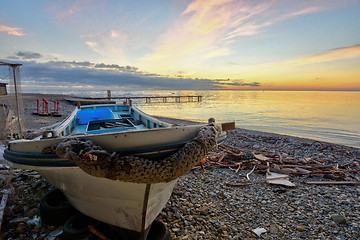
331, 214, 347, 224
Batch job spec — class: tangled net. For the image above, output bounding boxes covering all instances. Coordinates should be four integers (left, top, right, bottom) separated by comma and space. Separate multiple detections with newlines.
44, 124, 220, 184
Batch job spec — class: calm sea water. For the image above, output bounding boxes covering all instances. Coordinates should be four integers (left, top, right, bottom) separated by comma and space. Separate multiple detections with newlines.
28, 90, 360, 148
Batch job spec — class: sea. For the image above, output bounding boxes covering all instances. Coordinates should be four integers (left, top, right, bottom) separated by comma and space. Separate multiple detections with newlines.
26, 90, 360, 148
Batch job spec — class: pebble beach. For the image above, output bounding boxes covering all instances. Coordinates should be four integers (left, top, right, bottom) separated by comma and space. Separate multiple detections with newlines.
1, 94, 360, 239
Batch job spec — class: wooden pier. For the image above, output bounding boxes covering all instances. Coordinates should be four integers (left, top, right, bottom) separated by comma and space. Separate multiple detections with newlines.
85, 95, 203, 103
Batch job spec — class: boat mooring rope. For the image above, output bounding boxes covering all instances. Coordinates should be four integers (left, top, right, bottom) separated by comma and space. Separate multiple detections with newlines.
44, 124, 220, 183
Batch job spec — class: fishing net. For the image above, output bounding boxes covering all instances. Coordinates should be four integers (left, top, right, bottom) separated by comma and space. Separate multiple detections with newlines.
0, 63, 25, 139
44, 124, 220, 183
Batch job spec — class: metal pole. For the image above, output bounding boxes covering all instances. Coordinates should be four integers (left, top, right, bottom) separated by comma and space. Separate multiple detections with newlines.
11, 65, 24, 136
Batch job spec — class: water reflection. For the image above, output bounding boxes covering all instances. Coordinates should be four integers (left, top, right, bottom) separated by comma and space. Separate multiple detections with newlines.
27, 89, 360, 147
133, 91, 360, 148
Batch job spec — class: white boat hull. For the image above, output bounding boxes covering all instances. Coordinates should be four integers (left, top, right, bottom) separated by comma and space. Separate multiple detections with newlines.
4, 103, 227, 233
9, 162, 177, 232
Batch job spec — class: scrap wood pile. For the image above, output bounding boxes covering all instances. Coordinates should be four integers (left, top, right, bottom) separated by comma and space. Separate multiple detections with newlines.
198, 143, 360, 186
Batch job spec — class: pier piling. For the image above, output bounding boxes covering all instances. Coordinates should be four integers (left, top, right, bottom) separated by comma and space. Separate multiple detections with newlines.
86, 95, 203, 103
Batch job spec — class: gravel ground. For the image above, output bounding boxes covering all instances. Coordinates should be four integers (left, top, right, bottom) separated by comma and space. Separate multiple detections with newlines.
1, 94, 359, 240
1, 93, 76, 134
159, 119, 360, 240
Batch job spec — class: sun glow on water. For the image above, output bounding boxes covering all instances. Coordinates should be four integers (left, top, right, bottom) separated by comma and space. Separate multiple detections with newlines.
93, 90, 360, 148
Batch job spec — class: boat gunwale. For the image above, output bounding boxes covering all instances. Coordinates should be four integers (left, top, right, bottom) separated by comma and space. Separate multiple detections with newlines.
49, 103, 173, 137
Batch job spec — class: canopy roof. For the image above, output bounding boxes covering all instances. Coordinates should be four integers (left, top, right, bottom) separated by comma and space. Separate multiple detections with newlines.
0, 61, 22, 67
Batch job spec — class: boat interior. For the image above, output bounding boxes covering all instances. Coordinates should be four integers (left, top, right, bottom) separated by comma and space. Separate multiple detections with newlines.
56, 104, 170, 137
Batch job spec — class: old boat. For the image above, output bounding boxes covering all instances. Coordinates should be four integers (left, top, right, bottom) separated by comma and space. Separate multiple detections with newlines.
4, 102, 228, 235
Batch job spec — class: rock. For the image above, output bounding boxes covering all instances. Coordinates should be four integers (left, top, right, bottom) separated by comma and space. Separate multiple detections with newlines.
341, 199, 351, 204
252, 227, 267, 236
31, 226, 41, 233
9, 217, 31, 225
269, 224, 279, 234
24, 207, 39, 218
296, 225, 307, 231
331, 214, 347, 224
16, 223, 27, 234
31, 180, 42, 189
198, 206, 209, 215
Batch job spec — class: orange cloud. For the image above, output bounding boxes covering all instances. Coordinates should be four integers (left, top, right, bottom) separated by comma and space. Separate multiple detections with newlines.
277, 6, 323, 20
285, 44, 360, 65
182, 0, 233, 34
72, 85, 94, 88
46, 0, 95, 20
0, 25, 26, 36
82, 29, 128, 60
85, 41, 98, 50
140, 0, 344, 74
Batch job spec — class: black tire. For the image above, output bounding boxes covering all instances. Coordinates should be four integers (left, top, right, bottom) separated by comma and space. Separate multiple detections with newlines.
40, 189, 78, 226
147, 220, 171, 240
63, 213, 100, 240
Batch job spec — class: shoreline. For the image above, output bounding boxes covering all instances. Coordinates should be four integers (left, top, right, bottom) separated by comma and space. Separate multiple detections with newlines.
1, 92, 357, 150
157, 115, 360, 151
0, 93, 360, 150
1, 93, 360, 239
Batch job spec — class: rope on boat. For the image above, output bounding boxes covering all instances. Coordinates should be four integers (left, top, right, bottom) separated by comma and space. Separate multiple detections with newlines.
43, 124, 220, 184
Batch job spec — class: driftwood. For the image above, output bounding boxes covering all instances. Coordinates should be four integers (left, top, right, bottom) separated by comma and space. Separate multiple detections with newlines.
88, 225, 110, 240
1, 109, 14, 138
305, 181, 360, 185
0, 192, 9, 231
266, 171, 295, 187
203, 143, 360, 185
224, 180, 252, 187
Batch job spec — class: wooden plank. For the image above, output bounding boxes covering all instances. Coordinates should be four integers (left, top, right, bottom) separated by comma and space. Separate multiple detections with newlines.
266, 171, 296, 187
64, 98, 116, 105
221, 122, 235, 131
0, 193, 9, 231
79, 95, 203, 103
305, 181, 360, 185
2, 109, 13, 137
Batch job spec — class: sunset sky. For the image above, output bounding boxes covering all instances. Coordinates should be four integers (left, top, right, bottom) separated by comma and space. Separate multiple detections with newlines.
0, 0, 359, 91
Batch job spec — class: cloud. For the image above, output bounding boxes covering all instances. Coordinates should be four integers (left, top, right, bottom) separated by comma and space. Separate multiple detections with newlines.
45, 1, 129, 59
285, 44, 360, 65
213, 79, 261, 87
1, 59, 260, 90
19, 61, 212, 90
140, 0, 355, 70
16, 51, 42, 59
241, 82, 261, 87
94, 63, 138, 73
81, 29, 128, 59
277, 6, 322, 20
48, 61, 93, 68
85, 41, 97, 49
0, 25, 26, 36
5, 51, 63, 62
46, 0, 96, 21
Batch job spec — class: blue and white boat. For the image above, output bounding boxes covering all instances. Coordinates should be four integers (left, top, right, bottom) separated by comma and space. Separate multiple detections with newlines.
4, 102, 228, 236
